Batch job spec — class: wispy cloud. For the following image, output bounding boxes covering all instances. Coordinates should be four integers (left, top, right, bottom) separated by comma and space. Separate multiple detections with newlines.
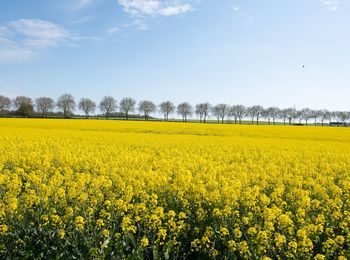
73, 0, 101, 10
116, 0, 195, 30
0, 37, 38, 63
106, 26, 121, 34
8, 19, 70, 49
158, 4, 192, 16
321, 0, 341, 11
0, 19, 96, 64
118, 0, 193, 16
231, 5, 254, 28
77, 0, 94, 8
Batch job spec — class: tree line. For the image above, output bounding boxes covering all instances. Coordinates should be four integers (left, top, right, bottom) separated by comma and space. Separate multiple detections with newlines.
0, 94, 349, 126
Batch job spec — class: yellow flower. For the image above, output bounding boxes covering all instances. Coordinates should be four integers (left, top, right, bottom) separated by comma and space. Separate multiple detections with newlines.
238, 241, 250, 256
102, 229, 110, 238
274, 234, 286, 248
191, 239, 201, 251
50, 214, 61, 227
247, 227, 257, 236
75, 216, 85, 230
41, 214, 49, 223
0, 224, 8, 234
58, 229, 65, 239
227, 240, 237, 251
220, 227, 229, 237
157, 228, 167, 241
335, 235, 345, 245
288, 241, 298, 253
167, 210, 176, 219
314, 254, 326, 260
114, 232, 121, 240
234, 228, 242, 239
140, 237, 149, 247
178, 212, 186, 219
96, 219, 104, 228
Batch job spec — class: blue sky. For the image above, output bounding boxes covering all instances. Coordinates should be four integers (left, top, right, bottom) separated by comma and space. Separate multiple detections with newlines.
0, 0, 349, 111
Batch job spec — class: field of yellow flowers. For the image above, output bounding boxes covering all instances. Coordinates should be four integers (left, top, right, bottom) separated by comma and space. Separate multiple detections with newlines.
1, 119, 350, 259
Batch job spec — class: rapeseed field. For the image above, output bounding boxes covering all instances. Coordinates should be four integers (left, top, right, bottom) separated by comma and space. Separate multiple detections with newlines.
1, 119, 350, 259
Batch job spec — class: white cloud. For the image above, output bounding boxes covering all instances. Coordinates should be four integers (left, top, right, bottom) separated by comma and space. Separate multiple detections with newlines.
321, 0, 341, 11
118, 0, 160, 15
77, 0, 94, 7
231, 6, 240, 12
0, 26, 8, 35
0, 38, 37, 63
107, 26, 120, 34
0, 19, 71, 64
73, 0, 98, 9
158, 4, 192, 16
118, 0, 193, 16
231, 5, 254, 28
8, 19, 70, 49
115, 0, 195, 30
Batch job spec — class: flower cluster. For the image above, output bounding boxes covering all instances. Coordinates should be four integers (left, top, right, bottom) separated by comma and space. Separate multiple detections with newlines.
0, 119, 350, 258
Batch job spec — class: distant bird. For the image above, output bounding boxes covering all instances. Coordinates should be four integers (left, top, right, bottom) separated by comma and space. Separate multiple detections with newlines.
302, 65, 305, 68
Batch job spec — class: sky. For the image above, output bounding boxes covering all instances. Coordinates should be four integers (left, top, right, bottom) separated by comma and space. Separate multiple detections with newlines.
0, 0, 349, 111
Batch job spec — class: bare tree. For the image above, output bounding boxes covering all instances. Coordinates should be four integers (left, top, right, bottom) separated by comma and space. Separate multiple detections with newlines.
331, 111, 339, 125
246, 107, 255, 125
310, 110, 321, 126
195, 103, 211, 123
296, 110, 303, 124
0, 95, 11, 116
230, 105, 246, 124
266, 107, 280, 125
319, 110, 331, 126
35, 97, 55, 117
212, 104, 229, 124
138, 100, 156, 120
247, 105, 264, 125
120, 97, 136, 120
57, 94, 76, 118
79, 98, 96, 118
300, 108, 312, 125
14, 96, 34, 117
99, 96, 116, 119
177, 102, 192, 122
212, 106, 221, 123
280, 109, 289, 125
285, 108, 297, 125
337, 111, 348, 125
159, 101, 175, 121
263, 108, 271, 125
